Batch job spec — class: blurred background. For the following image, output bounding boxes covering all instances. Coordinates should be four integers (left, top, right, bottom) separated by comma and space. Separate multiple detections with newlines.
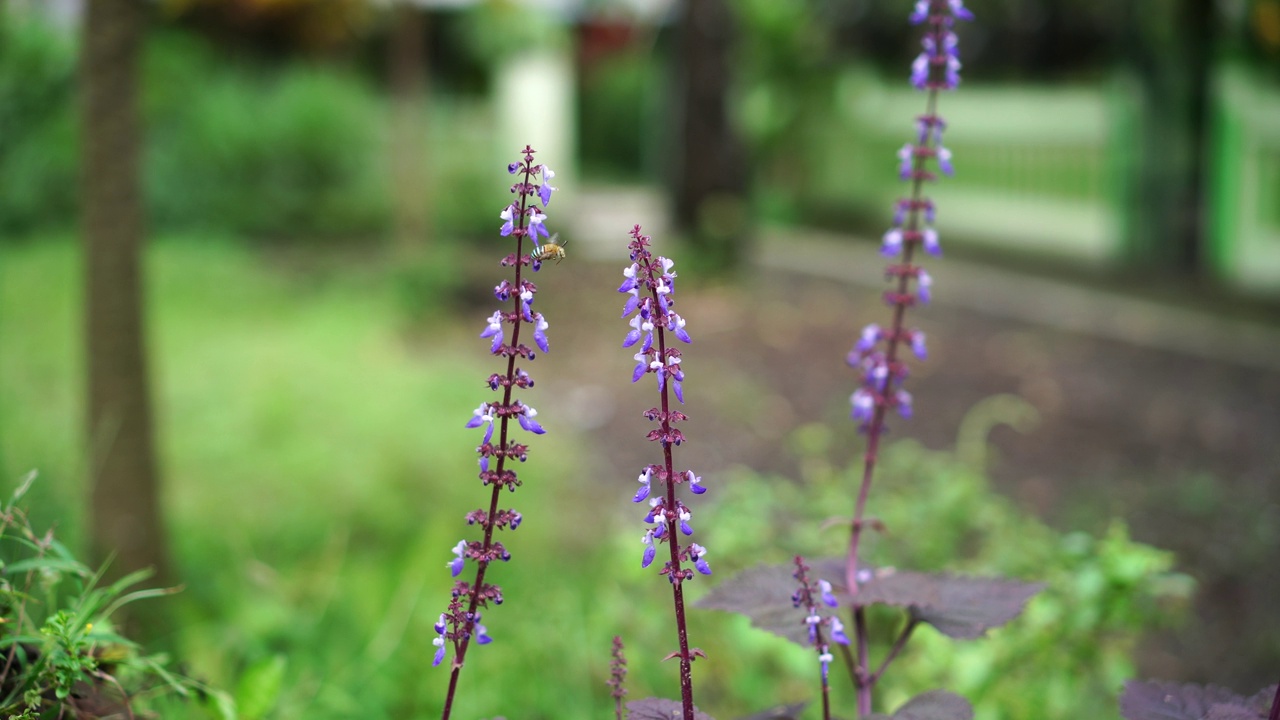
1, 0, 1278, 718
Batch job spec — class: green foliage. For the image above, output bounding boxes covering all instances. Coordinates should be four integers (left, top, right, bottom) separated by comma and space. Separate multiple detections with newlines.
579, 51, 662, 182
0, 13, 78, 235
144, 33, 391, 240
0, 472, 232, 719
731, 0, 841, 221
706, 396, 1194, 720
0, 23, 499, 245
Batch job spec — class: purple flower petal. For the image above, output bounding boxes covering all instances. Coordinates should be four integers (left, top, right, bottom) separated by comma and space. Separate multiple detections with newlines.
949, 0, 975, 21
672, 377, 684, 404
911, 330, 928, 360
882, 228, 904, 257
518, 411, 546, 435
642, 543, 656, 569
499, 205, 515, 236
895, 389, 913, 419
909, 0, 929, 23
621, 292, 639, 317
819, 579, 838, 608
938, 146, 954, 176
830, 617, 851, 646
475, 620, 492, 645
898, 143, 914, 180
923, 227, 942, 256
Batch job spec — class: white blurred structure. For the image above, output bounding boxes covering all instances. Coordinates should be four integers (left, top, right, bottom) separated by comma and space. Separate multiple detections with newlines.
8, 0, 82, 28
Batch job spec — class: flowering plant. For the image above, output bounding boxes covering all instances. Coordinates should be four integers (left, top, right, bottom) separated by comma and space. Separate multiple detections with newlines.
434, 147, 557, 720
616, 225, 709, 719
698, 3, 1042, 719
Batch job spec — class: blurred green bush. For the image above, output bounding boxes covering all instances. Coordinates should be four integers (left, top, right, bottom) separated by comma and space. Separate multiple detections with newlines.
144, 33, 390, 241
0, 13, 79, 235
0, 17, 498, 244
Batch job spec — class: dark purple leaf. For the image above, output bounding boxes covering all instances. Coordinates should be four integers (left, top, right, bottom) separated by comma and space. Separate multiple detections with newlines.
813, 560, 1043, 640
627, 697, 715, 720
1120, 680, 1262, 720
694, 563, 833, 646
698, 562, 1041, 645
1245, 686, 1280, 718
904, 575, 1044, 639
736, 702, 806, 720
866, 690, 974, 720
1205, 706, 1264, 720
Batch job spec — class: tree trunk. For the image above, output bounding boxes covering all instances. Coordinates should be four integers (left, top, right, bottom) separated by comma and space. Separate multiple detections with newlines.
389, 4, 429, 254
674, 0, 748, 274
81, 0, 170, 589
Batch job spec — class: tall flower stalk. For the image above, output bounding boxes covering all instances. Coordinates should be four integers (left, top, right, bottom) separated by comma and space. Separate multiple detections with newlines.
620, 225, 708, 720
791, 556, 852, 720
435, 146, 557, 720
844, 1, 973, 715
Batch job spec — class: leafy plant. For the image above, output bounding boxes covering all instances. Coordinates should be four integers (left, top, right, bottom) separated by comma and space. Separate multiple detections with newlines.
0, 472, 231, 719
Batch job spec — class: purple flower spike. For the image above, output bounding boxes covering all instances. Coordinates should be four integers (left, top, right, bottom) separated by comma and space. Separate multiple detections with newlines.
440, 148, 559, 691
620, 225, 708, 699
449, 540, 467, 577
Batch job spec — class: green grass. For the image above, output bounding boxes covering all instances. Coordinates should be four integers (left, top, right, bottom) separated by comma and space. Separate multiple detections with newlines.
0, 237, 682, 719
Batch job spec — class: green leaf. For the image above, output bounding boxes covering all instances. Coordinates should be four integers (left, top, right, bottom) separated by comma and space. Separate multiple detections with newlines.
3, 556, 90, 577
235, 654, 287, 720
